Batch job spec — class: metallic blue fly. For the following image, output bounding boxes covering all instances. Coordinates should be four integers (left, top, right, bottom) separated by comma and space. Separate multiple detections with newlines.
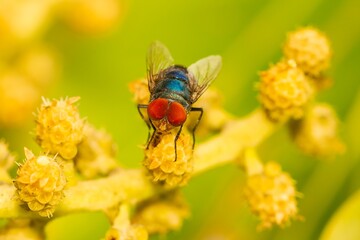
138, 41, 222, 160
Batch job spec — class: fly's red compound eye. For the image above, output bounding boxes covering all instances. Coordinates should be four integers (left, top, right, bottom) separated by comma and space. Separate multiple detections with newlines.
167, 102, 187, 126
148, 98, 169, 120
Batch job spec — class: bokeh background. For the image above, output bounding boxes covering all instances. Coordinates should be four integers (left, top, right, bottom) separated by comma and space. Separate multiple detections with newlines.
1, 0, 360, 239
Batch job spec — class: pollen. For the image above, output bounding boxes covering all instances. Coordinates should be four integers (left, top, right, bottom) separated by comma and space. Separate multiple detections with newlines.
144, 131, 193, 187
290, 103, 345, 158
74, 123, 118, 178
243, 161, 300, 230
283, 27, 331, 76
258, 60, 314, 122
35, 97, 84, 160
14, 148, 67, 218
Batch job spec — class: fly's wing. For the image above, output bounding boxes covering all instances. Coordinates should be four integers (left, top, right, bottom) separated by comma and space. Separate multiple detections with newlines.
187, 55, 222, 103
146, 41, 174, 92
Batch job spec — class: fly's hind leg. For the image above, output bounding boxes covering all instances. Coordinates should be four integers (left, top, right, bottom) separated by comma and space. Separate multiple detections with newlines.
189, 107, 203, 149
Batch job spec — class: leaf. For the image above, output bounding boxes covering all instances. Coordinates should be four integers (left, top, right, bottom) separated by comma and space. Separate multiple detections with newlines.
320, 189, 360, 240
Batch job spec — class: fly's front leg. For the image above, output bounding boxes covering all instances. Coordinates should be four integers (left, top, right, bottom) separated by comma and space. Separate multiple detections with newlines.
189, 107, 203, 149
137, 104, 152, 147
173, 124, 184, 161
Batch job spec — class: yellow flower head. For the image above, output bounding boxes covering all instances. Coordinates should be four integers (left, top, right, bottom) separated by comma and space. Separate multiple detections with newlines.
187, 88, 232, 136
243, 161, 300, 230
290, 103, 345, 158
105, 225, 148, 240
0, 220, 43, 240
132, 192, 189, 234
144, 131, 193, 187
60, 0, 121, 35
75, 123, 118, 178
283, 27, 331, 76
35, 97, 84, 160
128, 78, 150, 105
14, 148, 67, 218
258, 60, 314, 122
0, 70, 39, 127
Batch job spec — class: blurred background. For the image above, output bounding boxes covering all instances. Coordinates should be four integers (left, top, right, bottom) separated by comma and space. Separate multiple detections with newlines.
1, 0, 360, 239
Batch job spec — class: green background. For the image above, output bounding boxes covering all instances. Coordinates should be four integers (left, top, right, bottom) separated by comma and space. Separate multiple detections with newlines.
3, 0, 360, 239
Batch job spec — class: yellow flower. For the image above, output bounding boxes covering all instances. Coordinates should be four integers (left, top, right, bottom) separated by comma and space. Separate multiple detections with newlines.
283, 27, 331, 76
75, 123, 118, 178
0, 70, 39, 127
243, 161, 300, 230
128, 78, 150, 105
187, 88, 233, 136
132, 192, 190, 235
144, 131, 193, 187
35, 97, 84, 160
60, 0, 121, 35
16, 45, 60, 88
14, 148, 67, 218
290, 103, 345, 158
0, 219, 43, 240
104, 225, 148, 240
258, 60, 314, 122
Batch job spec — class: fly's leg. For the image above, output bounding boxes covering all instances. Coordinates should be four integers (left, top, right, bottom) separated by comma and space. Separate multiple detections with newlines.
189, 107, 203, 149
174, 124, 183, 161
137, 104, 153, 148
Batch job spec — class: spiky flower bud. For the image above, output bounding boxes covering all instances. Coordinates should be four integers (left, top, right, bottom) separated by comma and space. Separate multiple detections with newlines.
244, 161, 300, 230
14, 148, 67, 217
144, 132, 193, 187
258, 60, 314, 122
283, 27, 331, 76
290, 103, 345, 158
35, 97, 84, 160
75, 123, 118, 178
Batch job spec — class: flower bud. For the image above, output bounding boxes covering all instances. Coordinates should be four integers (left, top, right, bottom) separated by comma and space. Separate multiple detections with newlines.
144, 131, 193, 187
14, 148, 67, 217
258, 60, 314, 122
35, 97, 84, 160
283, 27, 331, 76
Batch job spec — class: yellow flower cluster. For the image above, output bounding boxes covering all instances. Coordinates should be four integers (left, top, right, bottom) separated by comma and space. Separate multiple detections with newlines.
60, 0, 122, 35
283, 27, 331, 76
133, 192, 189, 234
14, 148, 67, 218
258, 60, 314, 122
243, 161, 299, 230
290, 103, 345, 158
35, 97, 84, 160
75, 123, 118, 178
144, 132, 193, 187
